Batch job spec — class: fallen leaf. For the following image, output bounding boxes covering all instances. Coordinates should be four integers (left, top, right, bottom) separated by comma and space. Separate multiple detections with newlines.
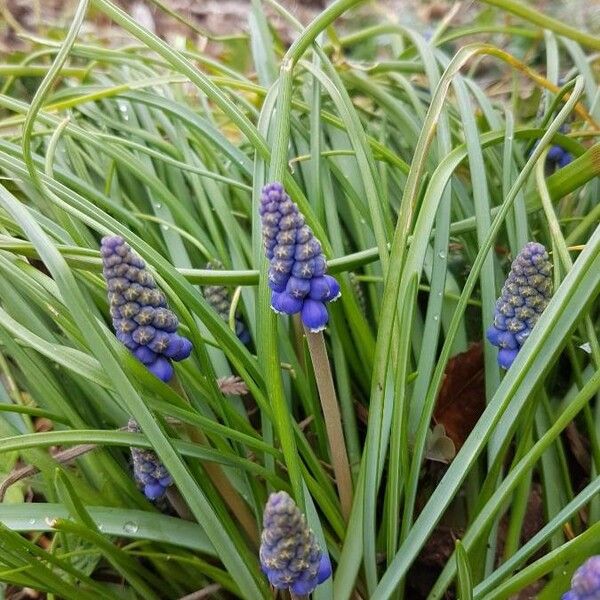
434, 342, 486, 450
425, 423, 456, 464
496, 483, 545, 563
565, 422, 591, 472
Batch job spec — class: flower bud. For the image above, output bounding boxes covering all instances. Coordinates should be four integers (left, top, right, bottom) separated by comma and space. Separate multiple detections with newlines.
259, 184, 340, 332
101, 236, 192, 382
259, 491, 332, 595
486, 242, 552, 369
127, 419, 173, 500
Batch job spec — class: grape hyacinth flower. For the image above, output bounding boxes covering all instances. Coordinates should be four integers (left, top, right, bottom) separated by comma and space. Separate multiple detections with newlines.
544, 125, 573, 171
530, 125, 572, 171
127, 419, 173, 500
546, 143, 573, 170
101, 236, 192, 382
203, 259, 251, 344
486, 242, 552, 369
562, 556, 600, 600
260, 491, 332, 595
259, 182, 340, 332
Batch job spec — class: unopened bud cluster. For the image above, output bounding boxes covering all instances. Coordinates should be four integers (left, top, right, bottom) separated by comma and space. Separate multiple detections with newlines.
101, 235, 192, 382
260, 491, 332, 595
486, 242, 552, 369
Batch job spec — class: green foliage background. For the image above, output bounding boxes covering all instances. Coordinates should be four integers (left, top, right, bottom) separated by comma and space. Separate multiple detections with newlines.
0, 0, 598, 598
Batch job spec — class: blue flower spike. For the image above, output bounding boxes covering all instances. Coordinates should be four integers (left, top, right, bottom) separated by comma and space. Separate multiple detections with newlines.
486, 242, 552, 369
127, 419, 173, 501
101, 236, 193, 382
259, 182, 341, 332
260, 491, 332, 596
562, 556, 600, 600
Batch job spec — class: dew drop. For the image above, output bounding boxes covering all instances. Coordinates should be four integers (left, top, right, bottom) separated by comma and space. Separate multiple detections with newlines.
433, 314, 439, 321
438, 251, 446, 260
437, 291, 443, 297
28, 518, 36, 526
161, 224, 169, 231
155, 203, 162, 209
123, 521, 139, 534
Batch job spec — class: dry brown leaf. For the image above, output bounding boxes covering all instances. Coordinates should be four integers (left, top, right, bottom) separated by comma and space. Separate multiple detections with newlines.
425, 423, 456, 464
565, 422, 591, 472
217, 375, 248, 396
434, 342, 486, 450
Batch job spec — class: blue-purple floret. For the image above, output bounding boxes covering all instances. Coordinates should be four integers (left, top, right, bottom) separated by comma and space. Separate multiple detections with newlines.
562, 556, 600, 600
547, 144, 573, 169
101, 236, 192, 382
546, 125, 573, 170
486, 242, 552, 369
530, 125, 572, 170
127, 419, 173, 500
260, 491, 332, 595
259, 183, 340, 332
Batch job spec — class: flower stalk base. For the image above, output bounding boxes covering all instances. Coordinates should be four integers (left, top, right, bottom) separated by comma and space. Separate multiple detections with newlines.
304, 327, 353, 521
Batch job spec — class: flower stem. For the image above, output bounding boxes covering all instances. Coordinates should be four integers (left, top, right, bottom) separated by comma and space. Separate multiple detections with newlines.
166, 487, 195, 521
169, 377, 259, 544
304, 327, 353, 521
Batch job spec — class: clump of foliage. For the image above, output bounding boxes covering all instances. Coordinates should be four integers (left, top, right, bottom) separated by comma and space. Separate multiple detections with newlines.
0, 0, 598, 598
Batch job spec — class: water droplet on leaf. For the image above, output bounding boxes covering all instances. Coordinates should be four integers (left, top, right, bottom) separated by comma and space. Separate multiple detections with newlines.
123, 521, 139, 534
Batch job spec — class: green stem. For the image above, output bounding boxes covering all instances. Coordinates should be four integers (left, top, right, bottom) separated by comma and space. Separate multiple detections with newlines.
21, 0, 90, 190
169, 377, 259, 544
284, 0, 365, 65
478, 0, 600, 50
0, 65, 89, 77
480, 520, 600, 600
304, 328, 353, 522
